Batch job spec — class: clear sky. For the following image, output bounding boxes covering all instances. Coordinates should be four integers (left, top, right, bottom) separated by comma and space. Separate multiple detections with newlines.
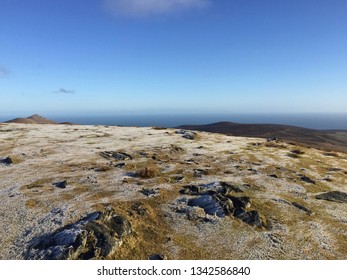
1, 0, 347, 116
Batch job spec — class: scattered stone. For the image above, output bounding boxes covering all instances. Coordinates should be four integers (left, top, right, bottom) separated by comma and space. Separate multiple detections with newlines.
175, 130, 197, 140
315, 191, 347, 203
173, 175, 184, 182
184, 159, 198, 164
323, 177, 333, 182
327, 168, 342, 172
233, 209, 263, 228
193, 169, 209, 177
149, 254, 166, 260
300, 175, 316, 185
114, 162, 126, 168
272, 198, 292, 205
100, 151, 133, 161
53, 181, 68, 189
131, 202, 147, 216
139, 188, 158, 197
292, 202, 313, 215
24, 208, 132, 260
247, 168, 257, 173
0, 157, 13, 165
267, 136, 278, 142
269, 174, 278, 178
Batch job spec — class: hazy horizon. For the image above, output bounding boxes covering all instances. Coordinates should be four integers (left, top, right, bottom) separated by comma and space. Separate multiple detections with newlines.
1, 112, 347, 130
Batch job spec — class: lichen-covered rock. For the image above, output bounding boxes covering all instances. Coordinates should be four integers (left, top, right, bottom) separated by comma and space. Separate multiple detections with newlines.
24, 208, 132, 260
315, 191, 347, 203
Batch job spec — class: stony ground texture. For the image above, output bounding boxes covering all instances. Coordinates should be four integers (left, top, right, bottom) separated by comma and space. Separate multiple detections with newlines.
1, 123, 347, 259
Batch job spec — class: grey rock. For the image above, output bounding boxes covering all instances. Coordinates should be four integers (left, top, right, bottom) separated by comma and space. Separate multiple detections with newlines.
1, 157, 13, 165
188, 195, 225, 218
233, 209, 263, 228
300, 175, 316, 184
53, 181, 68, 189
24, 208, 132, 260
149, 254, 166, 260
315, 191, 347, 203
100, 151, 133, 161
292, 202, 313, 215
139, 188, 157, 197
267, 136, 278, 142
175, 130, 197, 140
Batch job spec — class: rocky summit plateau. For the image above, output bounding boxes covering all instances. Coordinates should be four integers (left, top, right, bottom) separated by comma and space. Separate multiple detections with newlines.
1, 122, 347, 260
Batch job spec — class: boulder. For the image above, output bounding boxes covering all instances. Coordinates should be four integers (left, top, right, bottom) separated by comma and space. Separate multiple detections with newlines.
24, 207, 132, 260
175, 130, 197, 140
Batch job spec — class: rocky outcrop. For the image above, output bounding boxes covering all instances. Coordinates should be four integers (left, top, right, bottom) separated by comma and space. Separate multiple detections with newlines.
24, 207, 132, 260
178, 182, 269, 229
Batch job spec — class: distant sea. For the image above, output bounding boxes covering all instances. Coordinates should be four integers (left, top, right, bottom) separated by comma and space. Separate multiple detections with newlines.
1, 113, 346, 130
42, 113, 347, 130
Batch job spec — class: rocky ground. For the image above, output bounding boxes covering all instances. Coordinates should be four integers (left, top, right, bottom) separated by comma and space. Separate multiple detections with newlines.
0, 123, 346, 260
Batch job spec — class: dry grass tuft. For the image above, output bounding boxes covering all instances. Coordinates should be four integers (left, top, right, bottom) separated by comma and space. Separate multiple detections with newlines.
136, 167, 158, 178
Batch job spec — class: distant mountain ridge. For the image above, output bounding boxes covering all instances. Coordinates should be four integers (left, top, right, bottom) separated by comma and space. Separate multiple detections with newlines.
177, 121, 347, 153
4, 114, 65, 125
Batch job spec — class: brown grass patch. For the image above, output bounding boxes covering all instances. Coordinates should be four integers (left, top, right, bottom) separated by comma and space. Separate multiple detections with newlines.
136, 167, 158, 178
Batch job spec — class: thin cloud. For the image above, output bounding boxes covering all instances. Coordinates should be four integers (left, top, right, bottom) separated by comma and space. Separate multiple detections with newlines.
0, 66, 11, 77
54, 88, 75, 94
103, 0, 211, 17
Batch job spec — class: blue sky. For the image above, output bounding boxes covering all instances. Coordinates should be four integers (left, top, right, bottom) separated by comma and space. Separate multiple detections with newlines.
1, 0, 347, 116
